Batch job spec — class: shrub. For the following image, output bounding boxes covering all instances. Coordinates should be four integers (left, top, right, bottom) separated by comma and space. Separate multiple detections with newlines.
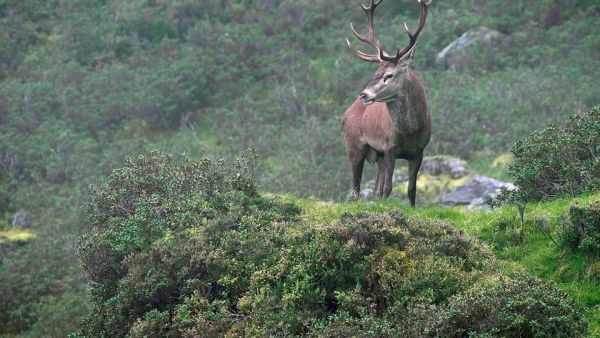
508, 106, 600, 202
562, 199, 600, 256
434, 274, 587, 337
235, 212, 493, 336
76, 150, 301, 337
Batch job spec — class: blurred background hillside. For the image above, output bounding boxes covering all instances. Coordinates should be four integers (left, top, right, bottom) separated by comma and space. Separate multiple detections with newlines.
0, 0, 599, 336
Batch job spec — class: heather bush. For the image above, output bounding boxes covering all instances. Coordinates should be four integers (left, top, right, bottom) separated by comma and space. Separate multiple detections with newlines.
508, 106, 600, 202
434, 274, 586, 337
562, 199, 600, 256
76, 151, 301, 336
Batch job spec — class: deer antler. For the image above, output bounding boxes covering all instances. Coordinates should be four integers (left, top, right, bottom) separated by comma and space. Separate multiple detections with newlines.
391, 0, 431, 61
347, 0, 432, 64
346, 0, 385, 63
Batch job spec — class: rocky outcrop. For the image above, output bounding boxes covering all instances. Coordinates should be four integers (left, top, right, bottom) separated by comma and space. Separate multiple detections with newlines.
436, 27, 509, 71
440, 175, 516, 209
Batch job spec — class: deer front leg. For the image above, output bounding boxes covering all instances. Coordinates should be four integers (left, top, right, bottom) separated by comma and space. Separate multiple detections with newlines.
349, 158, 366, 201
382, 152, 396, 198
374, 155, 386, 198
407, 153, 423, 207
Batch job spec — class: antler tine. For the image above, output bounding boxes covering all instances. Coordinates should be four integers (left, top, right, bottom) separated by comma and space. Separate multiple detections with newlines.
347, 0, 386, 63
346, 38, 383, 63
385, 0, 431, 62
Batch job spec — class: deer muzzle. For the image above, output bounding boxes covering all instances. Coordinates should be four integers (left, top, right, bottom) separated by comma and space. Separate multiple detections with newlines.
359, 91, 375, 105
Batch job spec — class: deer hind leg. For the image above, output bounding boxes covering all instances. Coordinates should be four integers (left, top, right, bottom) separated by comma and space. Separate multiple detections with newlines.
382, 152, 396, 198
407, 153, 424, 207
374, 154, 386, 198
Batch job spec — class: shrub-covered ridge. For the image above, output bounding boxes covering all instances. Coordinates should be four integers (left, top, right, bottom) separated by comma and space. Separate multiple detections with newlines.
75, 152, 586, 337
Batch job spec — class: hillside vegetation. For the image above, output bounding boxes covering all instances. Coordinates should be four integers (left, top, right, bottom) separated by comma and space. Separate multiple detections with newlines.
1, 0, 599, 202
73, 152, 586, 337
0, 0, 599, 337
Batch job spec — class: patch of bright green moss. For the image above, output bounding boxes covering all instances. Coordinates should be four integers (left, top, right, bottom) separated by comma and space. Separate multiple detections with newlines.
0, 228, 36, 243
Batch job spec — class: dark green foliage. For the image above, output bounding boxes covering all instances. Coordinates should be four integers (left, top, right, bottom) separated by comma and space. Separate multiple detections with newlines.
21, 289, 91, 338
75, 153, 585, 337
508, 106, 600, 202
563, 199, 600, 256
236, 212, 492, 336
0, 180, 9, 216
76, 151, 301, 336
434, 275, 587, 337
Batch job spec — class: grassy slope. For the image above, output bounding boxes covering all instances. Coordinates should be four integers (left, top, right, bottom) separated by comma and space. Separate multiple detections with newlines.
273, 192, 600, 336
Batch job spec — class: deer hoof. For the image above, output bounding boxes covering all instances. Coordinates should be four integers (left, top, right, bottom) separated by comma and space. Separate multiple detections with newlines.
347, 190, 361, 202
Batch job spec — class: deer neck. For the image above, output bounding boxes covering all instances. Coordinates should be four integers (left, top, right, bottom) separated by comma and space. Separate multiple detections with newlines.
385, 71, 426, 134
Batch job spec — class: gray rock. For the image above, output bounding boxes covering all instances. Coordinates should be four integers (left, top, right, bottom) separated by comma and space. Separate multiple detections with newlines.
436, 27, 509, 71
421, 157, 470, 179
440, 175, 516, 208
12, 210, 31, 227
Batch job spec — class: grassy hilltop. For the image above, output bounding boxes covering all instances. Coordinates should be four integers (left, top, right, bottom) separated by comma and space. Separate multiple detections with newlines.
293, 194, 600, 334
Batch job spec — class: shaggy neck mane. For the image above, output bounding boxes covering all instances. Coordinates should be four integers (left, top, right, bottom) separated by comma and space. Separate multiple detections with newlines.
386, 69, 427, 134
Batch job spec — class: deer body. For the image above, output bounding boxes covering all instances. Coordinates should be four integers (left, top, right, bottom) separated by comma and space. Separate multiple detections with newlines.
342, 0, 432, 206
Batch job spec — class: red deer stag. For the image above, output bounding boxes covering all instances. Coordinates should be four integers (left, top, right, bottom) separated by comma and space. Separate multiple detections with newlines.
342, 0, 432, 207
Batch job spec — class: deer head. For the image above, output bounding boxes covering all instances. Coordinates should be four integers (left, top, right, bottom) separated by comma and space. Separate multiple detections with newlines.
347, 0, 431, 105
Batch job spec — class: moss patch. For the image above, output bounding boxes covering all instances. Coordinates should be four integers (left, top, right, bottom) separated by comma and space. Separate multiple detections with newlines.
0, 229, 36, 243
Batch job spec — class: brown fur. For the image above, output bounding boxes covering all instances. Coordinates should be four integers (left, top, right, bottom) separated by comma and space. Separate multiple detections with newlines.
342, 67, 431, 206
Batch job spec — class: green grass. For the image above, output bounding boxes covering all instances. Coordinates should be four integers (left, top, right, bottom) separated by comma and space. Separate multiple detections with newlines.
272, 192, 600, 336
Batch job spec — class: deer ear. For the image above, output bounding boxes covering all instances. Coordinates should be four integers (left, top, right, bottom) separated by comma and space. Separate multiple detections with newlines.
398, 43, 418, 68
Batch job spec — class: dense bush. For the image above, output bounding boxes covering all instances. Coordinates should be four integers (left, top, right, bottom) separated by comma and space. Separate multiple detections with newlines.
508, 106, 600, 202
434, 274, 586, 337
563, 199, 600, 256
75, 152, 585, 337
76, 151, 301, 336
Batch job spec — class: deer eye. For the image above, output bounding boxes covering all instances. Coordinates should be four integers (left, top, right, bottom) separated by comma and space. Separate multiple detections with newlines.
383, 74, 393, 83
